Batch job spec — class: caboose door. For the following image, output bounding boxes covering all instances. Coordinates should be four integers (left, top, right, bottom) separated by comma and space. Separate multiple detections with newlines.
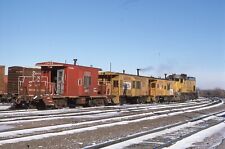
56, 69, 64, 95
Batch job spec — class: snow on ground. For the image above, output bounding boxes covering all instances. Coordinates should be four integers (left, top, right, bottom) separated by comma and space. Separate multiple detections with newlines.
0, 104, 12, 110
0, 100, 210, 124
0, 100, 216, 125
0, 124, 14, 131
0, 102, 223, 145
164, 121, 225, 149
0, 98, 208, 117
0, 110, 119, 123
101, 113, 225, 149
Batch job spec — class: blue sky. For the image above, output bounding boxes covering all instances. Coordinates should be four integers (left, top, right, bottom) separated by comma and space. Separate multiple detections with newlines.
0, 0, 225, 89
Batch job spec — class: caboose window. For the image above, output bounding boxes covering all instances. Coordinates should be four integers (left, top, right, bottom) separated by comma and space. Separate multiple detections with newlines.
167, 83, 170, 90
58, 71, 63, 81
151, 83, 156, 88
136, 81, 141, 89
157, 84, 159, 88
84, 76, 91, 88
132, 81, 135, 88
113, 80, 119, 87
78, 79, 82, 86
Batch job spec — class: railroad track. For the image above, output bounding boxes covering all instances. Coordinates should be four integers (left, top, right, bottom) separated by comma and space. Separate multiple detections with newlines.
0, 99, 211, 124
84, 107, 225, 149
0, 98, 222, 147
0, 99, 208, 116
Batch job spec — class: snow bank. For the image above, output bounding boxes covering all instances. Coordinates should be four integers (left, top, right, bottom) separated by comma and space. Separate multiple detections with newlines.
164, 121, 225, 149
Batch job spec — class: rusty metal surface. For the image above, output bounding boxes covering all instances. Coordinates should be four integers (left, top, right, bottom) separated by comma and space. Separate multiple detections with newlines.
0, 65, 5, 94
4, 75, 7, 94
7, 66, 40, 94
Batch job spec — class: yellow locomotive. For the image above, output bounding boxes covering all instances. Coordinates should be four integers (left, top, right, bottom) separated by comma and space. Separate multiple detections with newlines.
150, 74, 196, 102
98, 71, 197, 104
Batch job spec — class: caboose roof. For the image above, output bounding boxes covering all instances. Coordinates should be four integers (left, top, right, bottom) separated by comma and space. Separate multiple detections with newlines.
36, 62, 66, 67
99, 71, 156, 79
36, 61, 102, 70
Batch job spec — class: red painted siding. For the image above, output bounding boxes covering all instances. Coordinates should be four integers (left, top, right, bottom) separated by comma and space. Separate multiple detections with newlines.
64, 65, 99, 97
37, 62, 100, 97
4, 75, 8, 94
0, 66, 5, 94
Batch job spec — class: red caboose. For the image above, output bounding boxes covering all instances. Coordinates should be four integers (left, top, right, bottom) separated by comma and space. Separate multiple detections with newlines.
15, 60, 113, 109
34, 61, 103, 108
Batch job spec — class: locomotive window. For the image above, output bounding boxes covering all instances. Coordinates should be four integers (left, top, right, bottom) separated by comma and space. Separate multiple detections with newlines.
84, 76, 91, 88
180, 79, 184, 83
113, 80, 119, 87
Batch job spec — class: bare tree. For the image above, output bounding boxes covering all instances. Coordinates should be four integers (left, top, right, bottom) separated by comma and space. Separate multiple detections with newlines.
199, 88, 225, 98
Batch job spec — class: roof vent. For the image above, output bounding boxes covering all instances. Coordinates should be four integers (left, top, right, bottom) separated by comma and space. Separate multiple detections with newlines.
137, 69, 140, 76
73, 59, 77, 65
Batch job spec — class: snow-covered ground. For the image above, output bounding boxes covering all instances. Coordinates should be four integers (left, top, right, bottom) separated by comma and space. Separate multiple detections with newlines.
0, 98, 223, 149
0, 124, 14, 131
0, 99, 217, 125
101, 112, 225, 149
0, 100, 211, 125
165, 121, 225, 149
0, 99, 222, 146
0, 103, 11, 110
0, 100, 207, 117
